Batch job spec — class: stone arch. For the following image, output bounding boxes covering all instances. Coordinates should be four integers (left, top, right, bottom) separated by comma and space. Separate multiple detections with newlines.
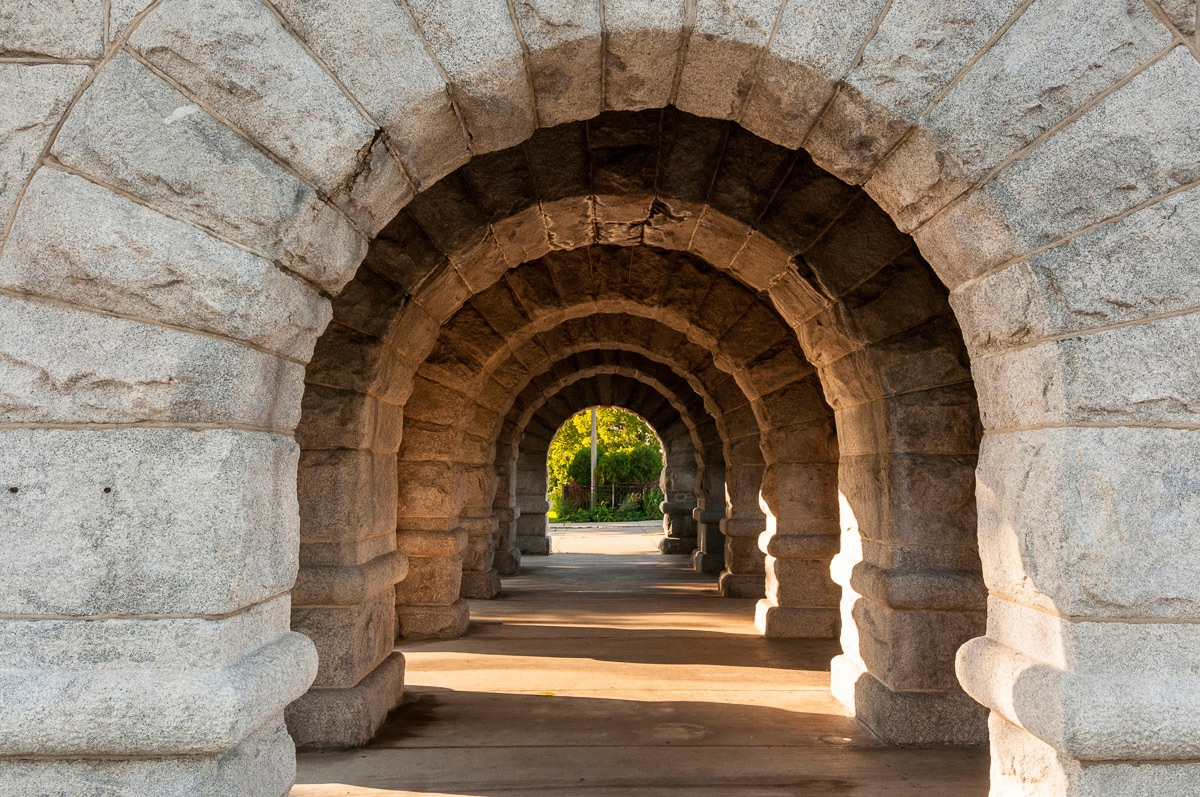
494, 345, 734, 577
3, 2, 1197, 793
495, 353, 729, 566
506, 367, 714, 562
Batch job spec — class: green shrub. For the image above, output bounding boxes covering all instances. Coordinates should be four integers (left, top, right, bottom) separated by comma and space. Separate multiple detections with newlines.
614, 491, 647, 521
644, 486, 665, 520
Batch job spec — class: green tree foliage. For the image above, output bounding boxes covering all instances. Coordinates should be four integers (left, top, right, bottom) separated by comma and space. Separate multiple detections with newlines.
547, 408, 663, 491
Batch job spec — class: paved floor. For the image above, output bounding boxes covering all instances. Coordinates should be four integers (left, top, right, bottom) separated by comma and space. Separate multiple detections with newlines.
292, 522, 988, 796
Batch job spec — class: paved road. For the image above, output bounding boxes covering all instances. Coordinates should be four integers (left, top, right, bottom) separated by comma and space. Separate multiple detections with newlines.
293, 525, 988, 796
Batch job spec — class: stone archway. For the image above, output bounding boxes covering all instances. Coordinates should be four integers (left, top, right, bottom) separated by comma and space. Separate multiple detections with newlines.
3, 2, 1198, 794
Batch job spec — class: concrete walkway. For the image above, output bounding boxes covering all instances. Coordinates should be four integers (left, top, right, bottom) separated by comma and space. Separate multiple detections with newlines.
293, 523, 988, 796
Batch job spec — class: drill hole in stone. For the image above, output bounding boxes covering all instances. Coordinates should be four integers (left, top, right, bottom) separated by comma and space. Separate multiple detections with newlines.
8, 487, 16, 494
103, 487, 112, 494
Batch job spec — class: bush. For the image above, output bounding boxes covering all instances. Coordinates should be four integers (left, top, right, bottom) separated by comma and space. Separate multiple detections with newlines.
628, 445, 663, 482
615, 491, 647, 521
643, 486, 665, 520
548, 487, 566, 521
591, 502, 614, 522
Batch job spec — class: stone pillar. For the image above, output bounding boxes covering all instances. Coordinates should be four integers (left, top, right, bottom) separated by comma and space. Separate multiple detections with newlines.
0, 428, 318, 794
458, 514, 501, 599
514, 449, 551, 555
394, 460, 469, 639
492, 506, 522, 575
659, 497, 698, 554
830, 395, 987, 744
957, 428, 1200, 793
515, 495, 552, 555
659, 428, 699, 554
691, 506, 726, 574
289, 441, 408, 748
718, 465, 767, 598
755, 462, 841, 638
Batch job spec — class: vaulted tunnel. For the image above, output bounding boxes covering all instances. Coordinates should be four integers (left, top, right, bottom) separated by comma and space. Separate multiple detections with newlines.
291, 109, 984, 751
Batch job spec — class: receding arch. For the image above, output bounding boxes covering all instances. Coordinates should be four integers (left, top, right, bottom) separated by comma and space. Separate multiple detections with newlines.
4, 2, 1196, 793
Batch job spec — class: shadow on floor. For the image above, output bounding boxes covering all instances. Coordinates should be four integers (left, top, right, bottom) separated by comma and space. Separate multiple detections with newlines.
403, 623, 843, 672
293, 688, 988, 797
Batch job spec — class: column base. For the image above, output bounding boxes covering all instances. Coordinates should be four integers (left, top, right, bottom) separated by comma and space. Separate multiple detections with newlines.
285, 652, 404, 750
831, 654, 986, 744
494, 547, 521, 576
396, 599, 469, 640
988, 712, 1200, 796
659, 536, 697, 555
754, 601, 839, 638
0, 717, 294, 797
460, 568, 501, 599
692, 548, 724, 574
516, 536, 551, 555
718, 571, 765, 599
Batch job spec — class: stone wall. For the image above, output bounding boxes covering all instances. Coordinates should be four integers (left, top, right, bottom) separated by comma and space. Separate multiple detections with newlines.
3, 1, 1199, 794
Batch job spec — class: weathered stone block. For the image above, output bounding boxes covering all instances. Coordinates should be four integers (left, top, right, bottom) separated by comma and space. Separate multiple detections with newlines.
298, 449, 397, 544
0, 65, 90, 226
293, 550, 407, 607
765, 557, 840, 607
297, 385, 403, 452
977, 427, 1200, 618
53, 52, 364, 292
975, 313, 1200, 429
395, 556, 462, 606
972, 47, 1200, 266
460, 568, 501, 599
2, 168, 330, 361
674, 0, 778, 120
397, 598, 470, 639
718, 571, 765, 599
952, 184, 1200, 356
0, 294, 303, 428
403, 0, 535, 153
512, 0, 603, 126
0, 632, 316, 755
754, 602, 839, 638
0, 1, 104, 58
286, 652, 404, 750
601, 0, 684, 111
0, 594, 292, 672
870, 0, 1170, 229
0, 716, 297, 797
130, 0, 399, 231
739, 0, 886, 148
271, 0, 468, 188
0, 429, 299, 616
293, 589, 396, 688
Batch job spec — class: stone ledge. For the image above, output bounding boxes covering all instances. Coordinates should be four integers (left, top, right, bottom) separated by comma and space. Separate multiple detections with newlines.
293, 550, 409, 607
0, 633, 317, 756
0, 716, 295, 797
958, 635, 1200, 761
397, 599, 469, 640
754, 602, 839, 638
516, 535, 551, 556
460, 568, 501, 599
833, 654, 987, 745
286, 652, 405, 750
718, 572, 765, 599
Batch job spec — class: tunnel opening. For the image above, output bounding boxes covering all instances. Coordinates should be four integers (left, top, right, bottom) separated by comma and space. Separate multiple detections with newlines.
291, 107, 985, 758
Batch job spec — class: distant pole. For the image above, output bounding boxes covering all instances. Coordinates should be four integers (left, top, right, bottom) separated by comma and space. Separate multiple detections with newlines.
590, 407, 598, 513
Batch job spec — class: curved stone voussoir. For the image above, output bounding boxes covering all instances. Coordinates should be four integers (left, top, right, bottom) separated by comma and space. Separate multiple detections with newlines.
402, 0, 536, 153
2, 168, 331, 361
271, 0, 469, 188
52, 51, 365, 293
